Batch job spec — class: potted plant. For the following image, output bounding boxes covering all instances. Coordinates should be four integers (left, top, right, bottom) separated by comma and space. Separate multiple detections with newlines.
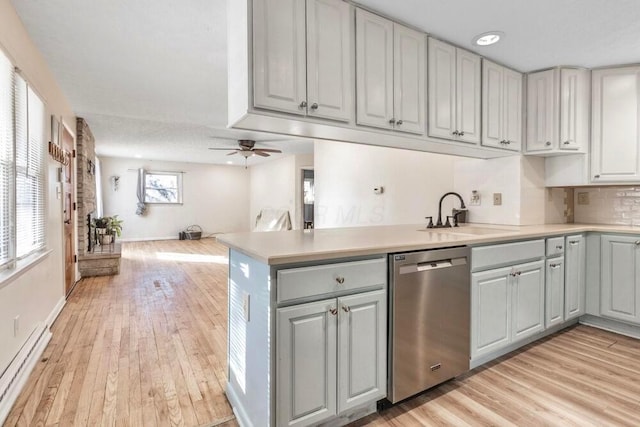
92, 215, 123, 245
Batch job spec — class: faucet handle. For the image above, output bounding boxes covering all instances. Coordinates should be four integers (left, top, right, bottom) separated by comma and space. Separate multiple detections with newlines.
445, 216, 453, 228
425, 216, 434, 228
452, 211, 464, 227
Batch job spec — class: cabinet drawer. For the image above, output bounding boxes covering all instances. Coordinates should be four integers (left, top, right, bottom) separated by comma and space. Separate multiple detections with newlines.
546, 237, 565, 257
277, 258, 386, 303
472, 239, 544, 271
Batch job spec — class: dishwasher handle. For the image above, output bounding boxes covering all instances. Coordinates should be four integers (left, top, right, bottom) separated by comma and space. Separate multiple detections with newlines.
398, 256, 467, 275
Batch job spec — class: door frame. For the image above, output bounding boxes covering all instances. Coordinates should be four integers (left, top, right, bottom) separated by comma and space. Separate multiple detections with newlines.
60, 119, 79, 294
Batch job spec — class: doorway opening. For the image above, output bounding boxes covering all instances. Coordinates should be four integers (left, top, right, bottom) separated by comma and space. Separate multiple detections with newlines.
302, 169, 314, 229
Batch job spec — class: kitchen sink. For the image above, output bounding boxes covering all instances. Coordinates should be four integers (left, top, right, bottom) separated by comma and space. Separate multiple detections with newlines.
417, 225, 518, 236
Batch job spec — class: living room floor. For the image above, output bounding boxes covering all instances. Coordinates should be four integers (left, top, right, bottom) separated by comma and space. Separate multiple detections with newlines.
5, 239, 640, 427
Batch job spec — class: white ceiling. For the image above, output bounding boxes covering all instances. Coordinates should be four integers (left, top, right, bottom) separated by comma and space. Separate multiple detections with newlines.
11, 0, 640, 165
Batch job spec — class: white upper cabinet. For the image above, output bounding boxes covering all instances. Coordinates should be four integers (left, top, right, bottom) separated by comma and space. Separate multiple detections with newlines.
591, 66, 640, 183
482, 60, 523, 151
428, 38, 481, 144
253, 0, 307, 115
253, 0, 353, 121
525, 67, 589, 155
306, 0, 353, 122
356, 9, 425, 134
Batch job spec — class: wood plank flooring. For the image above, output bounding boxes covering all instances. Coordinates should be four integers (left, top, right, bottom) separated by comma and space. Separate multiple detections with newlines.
5, 238, 640, 426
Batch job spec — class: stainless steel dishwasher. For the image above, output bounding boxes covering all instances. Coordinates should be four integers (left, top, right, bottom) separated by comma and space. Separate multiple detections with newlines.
387, 246, 470, 403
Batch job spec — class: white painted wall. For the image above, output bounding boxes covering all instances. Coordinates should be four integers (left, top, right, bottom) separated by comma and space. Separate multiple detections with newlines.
314, 141, 458, 228
0, 1, 74, 376
249, 153, 313, 230
100, 157, 250, 240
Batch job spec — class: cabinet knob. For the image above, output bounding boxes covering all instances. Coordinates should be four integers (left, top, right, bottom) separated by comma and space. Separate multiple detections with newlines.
459, 131, 465, 136
452, 130, 459, 136
500, 140, 506, 145
563, 141, 571, 145
329, 307, 338, 316
342, 305, 351, 313
635, 241, 640, 246
545, 141, 552, 146
335, 276, 345, 284
389, 118, 396, 125
556, 245, 563, 250
569, 240, 579, 245
506, 140, 511, 145
396, 120, 403, 125
310, 103, 318, 110
594, 175, 600, 179
298, 101, 307, 109
550, 263, 560, 268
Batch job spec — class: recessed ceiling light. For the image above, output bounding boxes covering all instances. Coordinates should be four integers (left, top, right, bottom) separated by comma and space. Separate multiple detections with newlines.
473, 31, 504, 46
226, 161, 233, 164
134, 154, 142, 158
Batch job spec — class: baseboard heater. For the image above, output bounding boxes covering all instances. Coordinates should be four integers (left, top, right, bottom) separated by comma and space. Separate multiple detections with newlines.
0, 323, 52, 424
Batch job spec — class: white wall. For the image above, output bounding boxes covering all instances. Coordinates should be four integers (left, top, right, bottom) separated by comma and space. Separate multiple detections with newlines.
314, 141, 458, 228
249, 153, 313, 230
0, 0, 74, 374
100, 157, 250, 240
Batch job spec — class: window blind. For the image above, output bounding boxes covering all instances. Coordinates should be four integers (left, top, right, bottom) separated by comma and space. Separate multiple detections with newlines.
15, 75, 45, 258
0, 52, 14, 267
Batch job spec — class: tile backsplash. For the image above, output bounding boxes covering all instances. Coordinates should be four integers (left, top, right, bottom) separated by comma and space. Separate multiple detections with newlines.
574, 187, 640, 225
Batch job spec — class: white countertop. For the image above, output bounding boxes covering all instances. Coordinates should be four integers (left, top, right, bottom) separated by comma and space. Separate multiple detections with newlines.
216, 223, 640, 265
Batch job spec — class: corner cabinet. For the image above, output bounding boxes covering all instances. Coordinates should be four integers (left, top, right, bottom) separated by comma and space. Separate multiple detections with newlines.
525, 68, 589, 155
482, 60, 523, 151
600, 234, 640, 324
356, 9, 425, 134
253, 0, 353, 122
591, 66, 640, 183
428, 38, 481, 144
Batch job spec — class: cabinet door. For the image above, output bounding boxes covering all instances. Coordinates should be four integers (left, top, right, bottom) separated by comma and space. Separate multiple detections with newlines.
471, 266, 512, 359
600, 235, 640, 324
456, 48, 481, 144
545, 257, 565, 328
481, 60, 503, 149
253, 0, 307, 115
503, 68, 523, 151
565, 235, 586, 320
356, 9, 394, 129
306, 0, 352, 122
512, 260, 545, 342
277, 299, 337, 427
393, 24, 425, 134
560, 69, 589, 151
591, 67, 640, 183
428, 38, 456, 139
337, 290, 386, 413
526, 69, 558, 152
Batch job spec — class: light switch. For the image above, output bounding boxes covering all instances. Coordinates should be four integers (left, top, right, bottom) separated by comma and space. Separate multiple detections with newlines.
493, 193, 502, 206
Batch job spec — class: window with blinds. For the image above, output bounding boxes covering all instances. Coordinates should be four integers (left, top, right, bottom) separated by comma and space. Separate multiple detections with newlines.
0, 48, 46, 270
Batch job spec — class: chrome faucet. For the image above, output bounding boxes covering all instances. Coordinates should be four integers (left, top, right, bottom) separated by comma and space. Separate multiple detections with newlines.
431, 192, 466, 228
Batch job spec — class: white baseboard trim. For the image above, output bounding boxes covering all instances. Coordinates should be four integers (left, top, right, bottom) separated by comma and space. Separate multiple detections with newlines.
0, 324, 52, 425
118, 236, 177, 242
579, 314, 640, 339
45, 297, 66, 328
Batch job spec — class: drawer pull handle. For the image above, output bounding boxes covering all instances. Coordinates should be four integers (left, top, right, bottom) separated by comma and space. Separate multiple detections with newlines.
635, 241, 640, 246
342, 305, 350, 313
569, 240, 579, 245
335, 277, 345, 284
550, 263, 560, 268
556, 245, 563, 250
329, 308, 338, 316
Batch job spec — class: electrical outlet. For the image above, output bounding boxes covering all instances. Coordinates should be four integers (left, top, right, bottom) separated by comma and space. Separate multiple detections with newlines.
493, 193, 502, 206
13, 315, 19, 337
577, 192, 590, 205
242, 292, 250, 322
469, 190, 481, 206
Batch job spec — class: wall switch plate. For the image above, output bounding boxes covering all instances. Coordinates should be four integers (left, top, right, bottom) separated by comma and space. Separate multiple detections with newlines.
242, 292, 250, 322
577, 192, 590, 205
493, 193, 502, 206
373, 186, 384, 195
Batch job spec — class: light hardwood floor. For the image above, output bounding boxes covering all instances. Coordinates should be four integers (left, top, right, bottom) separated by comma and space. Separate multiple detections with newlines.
5, 239, 640, 426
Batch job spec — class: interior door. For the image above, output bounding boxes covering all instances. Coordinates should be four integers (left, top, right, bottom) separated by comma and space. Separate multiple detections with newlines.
61, 122, 76, 296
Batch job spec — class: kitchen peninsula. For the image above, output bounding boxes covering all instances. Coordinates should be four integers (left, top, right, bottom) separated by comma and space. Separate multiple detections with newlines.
218, 223, 640, 427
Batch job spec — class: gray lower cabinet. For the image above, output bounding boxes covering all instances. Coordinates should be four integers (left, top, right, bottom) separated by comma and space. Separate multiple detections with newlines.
600, 234, 640, 324
276, 289, 386, 427
471, 260, 545, 359
545, 257, 565, 328
565, 234, 586, 320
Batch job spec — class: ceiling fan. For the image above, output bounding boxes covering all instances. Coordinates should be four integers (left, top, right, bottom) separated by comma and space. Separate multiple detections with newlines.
208, 139, 282, 159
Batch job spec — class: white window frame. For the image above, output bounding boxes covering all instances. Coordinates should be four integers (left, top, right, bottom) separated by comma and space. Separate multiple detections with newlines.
143, 171, 183, 204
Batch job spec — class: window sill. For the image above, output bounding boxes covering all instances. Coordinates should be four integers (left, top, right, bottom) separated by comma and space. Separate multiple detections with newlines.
0, 249, 53, 291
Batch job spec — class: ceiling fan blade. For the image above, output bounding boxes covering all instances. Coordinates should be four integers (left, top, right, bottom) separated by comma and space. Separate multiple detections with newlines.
253, 151, 270, 157
226, 151, 238, 156
253, 148, 282, 153
208, 147, 237, 150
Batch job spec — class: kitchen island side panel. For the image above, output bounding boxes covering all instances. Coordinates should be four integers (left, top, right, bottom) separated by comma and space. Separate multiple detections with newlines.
227, 249, 273, 427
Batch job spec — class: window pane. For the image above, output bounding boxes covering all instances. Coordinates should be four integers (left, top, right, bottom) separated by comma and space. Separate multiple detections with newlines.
144, 172, 182, 204
0, 52, 14, 266
145, 188, 178, 203
145, 173, 177, 189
